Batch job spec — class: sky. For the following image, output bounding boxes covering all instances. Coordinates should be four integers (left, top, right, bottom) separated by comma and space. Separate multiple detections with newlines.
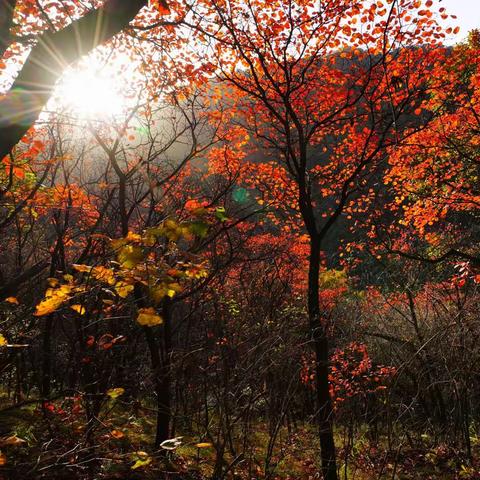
439, 0, 480, 42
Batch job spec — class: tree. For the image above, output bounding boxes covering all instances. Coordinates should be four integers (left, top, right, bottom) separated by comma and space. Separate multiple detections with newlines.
381, 31, 480, 272
192, 0, 448, 477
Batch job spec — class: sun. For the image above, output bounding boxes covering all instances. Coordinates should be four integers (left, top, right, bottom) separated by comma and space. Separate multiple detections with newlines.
54, 57, 129, 119
57, 69, 124, 119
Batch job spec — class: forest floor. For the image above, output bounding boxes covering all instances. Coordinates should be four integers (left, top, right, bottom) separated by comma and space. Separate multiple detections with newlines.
0, 396, 478, 479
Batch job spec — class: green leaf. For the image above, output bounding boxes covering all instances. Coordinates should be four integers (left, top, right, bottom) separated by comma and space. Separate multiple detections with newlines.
118, 245, 144, 268
131, 452, 151, 470
215, 207, 228, 222
189, 221, 209, 238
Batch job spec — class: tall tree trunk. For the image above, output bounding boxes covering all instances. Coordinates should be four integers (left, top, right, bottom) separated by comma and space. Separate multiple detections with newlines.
41, 316, 53, 401
308, 237, 337, 480
156, 300, 172, 446
143, 325, 171, 447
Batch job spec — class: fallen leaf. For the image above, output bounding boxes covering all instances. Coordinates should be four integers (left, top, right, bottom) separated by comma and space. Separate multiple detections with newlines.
160, 437, 183, 450
0, 435, 26, 447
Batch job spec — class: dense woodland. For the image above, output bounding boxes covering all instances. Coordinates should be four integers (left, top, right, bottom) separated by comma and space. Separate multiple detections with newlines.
0, 0, 479, 478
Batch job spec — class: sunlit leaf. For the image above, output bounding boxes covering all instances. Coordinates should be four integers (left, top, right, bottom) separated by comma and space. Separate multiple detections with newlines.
115, 282, 134, 298
136, 307, 163, 327
70, 304, 86, 315
151, 0, 170, 15
131, 457, 151, 470
106, 387, 125, 399
215, 207, 228, 222
34, 296, 65, 316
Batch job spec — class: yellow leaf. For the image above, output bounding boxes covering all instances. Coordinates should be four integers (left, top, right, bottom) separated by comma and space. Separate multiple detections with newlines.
144, 226, 164, 239
195, 442, 213, 448
5, 297, 19, 305
0, 335, 7, 347
125, 232, 142, 243
0, 452, 6, 465
34, 285, 71, 316
151, 283, 182, 303
162, 219, 183, 241
131, 451, 151, 469
118, 245, 144, 269
115, 283, 134, 298
34, 297, 64, 316
136, 308, 163, 327
170, 283, 182, 294
150, 285, 168, 303
106, 387, 125, 399
131, 457, 151, 470
71, 304, 86, 315
59, 284, 73, 294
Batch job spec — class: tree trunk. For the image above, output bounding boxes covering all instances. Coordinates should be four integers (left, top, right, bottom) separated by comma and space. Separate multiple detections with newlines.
308, 237, 338, 480
143, 324, 171, 447
156, 302, 172, 446
41, 316, 53, 401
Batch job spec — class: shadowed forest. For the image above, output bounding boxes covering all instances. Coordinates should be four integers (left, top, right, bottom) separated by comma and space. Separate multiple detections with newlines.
0, 1, 479, 479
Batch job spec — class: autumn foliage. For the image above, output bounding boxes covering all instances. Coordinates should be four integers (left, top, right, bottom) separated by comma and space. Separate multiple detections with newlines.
0, 0, 480, 479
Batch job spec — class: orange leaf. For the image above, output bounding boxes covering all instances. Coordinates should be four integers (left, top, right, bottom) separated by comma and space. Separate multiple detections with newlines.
151, 0, 170, 15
